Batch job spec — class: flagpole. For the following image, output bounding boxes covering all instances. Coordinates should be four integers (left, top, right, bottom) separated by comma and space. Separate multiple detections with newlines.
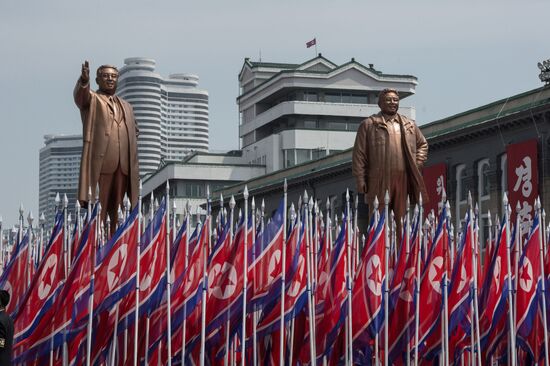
241, 187, 249, 366
384, 191, 390, 366
279, 179, 288, 366
535, 198, 550, 366
442, 207, 448, 366
225, 196, 235, 366
303, 191, 317, 365
181, 200, 191, 366
414, 194, 423, 366
253, 199, 264, 366
471, 202, 482, 366
86, 188, 100, 366
344, 189, 354, 365
373, 196, 380, 366
504, 193, 517, 366
200, 185, 211, 366
143, 195, 154, 365
164, 182, 173, 366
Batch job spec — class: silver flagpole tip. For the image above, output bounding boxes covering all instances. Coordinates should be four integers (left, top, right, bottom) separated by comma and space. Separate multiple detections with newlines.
303, 190, 309, 202
542, 209, 546, 219
373, 196, 379, 210
414, 204, 419, 215
308, 196, 313, 207
488, 211, 492, 227
172, 199, 177, 210
251, 196, 255, 209
446, 201, 451, 219
467, 191, 472, 206
406, 195, 410, 210
95, 183, 100, 201
238, 208, 242, 220
384, 190, 390, 205
261, 198, 265, 211
515, 201, 521, 212
186, 200, 191, 212
229, 195, 236, 209
345, 188, 350, 201
503, 192, 508, 205
298, 195, 302, 208
326, 197, 330, 210
40, 213, 45, 223
284, 179, 288, 192
354, 194, 359, 209
27, 212, 34, 225
75, 200, 80, 209
442, 187, 447, 203
220, 193, 224, 205
63, 194, 68, 207
418, 192, 423, 206
244, 185, 249, 199
166, 180, 170, 189
139, 179, 143, 191
206, 185, 210, 198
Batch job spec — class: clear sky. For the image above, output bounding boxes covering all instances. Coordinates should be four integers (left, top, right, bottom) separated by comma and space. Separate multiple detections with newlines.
0, 0, 549, 227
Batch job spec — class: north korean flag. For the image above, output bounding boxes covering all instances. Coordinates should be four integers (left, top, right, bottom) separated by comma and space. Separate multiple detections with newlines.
13, 205, 97, 363
415, 206, 448, 353
247, 199, 284, 307
14, 212, 65, 342
479, 217, 510, 349
352, 210, 386, 352
256, 215, 307, 338
0, 229, 30, 316
447, 211, 473, 336
388, 212, 420, 363
93, 205, 139, 315
119, 198, 167, 325
516, 212, 543, 359
318, 210, 348, 360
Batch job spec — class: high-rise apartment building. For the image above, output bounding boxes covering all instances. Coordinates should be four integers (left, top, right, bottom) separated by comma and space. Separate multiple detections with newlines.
117, 57, 209, 177
39, 134, 82, 228
237, 54, 418, 172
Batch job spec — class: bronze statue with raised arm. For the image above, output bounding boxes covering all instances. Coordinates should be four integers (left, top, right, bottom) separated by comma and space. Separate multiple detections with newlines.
352, 88, 428, 239
74, 61, 140, 232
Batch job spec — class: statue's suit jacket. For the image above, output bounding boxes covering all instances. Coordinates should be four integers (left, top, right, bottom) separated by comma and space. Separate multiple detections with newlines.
74, 80, 139, 208
352, 112, 429, 206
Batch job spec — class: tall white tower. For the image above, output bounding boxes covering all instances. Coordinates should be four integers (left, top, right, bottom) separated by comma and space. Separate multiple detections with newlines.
118, 57, 209, 177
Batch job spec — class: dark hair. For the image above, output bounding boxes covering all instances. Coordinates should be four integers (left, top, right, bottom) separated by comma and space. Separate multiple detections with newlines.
377, 88, 399, 105
96, 65, 119, 77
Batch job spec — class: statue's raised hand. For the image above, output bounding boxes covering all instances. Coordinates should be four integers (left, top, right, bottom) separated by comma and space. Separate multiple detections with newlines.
81, 61, 90, 84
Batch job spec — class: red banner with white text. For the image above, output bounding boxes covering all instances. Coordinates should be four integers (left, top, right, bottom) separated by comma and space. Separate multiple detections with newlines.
422, 163, 447, 215
507, 139, 538, 234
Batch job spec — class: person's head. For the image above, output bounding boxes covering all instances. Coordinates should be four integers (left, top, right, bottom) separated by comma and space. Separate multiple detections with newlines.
96, 65, 119, 95
0, 290, 10, 310
378, 88, 400, 116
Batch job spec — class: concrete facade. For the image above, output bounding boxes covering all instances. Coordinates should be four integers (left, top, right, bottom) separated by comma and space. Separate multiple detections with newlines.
39, 134, 83, 228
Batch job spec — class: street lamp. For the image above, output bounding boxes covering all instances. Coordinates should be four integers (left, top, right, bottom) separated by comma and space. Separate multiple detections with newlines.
538, 59, 550, 84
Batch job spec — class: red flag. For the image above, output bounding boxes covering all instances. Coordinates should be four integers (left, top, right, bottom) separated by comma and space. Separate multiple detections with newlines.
306, 38, 316, 48
516, 212, 543, 359
352, 211, 386, 350
14, 217, 65, 342
416, 208, 448, 353
93, 207, 139, 315
0, 230, 30, 316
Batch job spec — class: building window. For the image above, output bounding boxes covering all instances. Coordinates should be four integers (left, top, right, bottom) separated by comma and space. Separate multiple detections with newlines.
296, 149, 310, 165
455, 164, 467, 228
285, 149, 296, 168
477, 158, 490, 245
312, 148, 327, 160
304, 91, 318, 102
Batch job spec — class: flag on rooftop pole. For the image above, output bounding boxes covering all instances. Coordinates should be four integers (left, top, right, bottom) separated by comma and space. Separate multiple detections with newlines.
306, 38, 316, 48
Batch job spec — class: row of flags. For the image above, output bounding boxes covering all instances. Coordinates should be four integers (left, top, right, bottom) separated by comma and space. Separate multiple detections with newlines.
2, 183, 550, 365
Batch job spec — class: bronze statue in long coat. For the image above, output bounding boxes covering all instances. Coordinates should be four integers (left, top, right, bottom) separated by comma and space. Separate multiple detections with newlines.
74, 61, 139, 229
352, 89, 428, 237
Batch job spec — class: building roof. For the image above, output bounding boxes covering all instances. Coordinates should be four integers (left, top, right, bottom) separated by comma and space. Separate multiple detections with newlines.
422, 85, 550, 140
237, 54, 418, 102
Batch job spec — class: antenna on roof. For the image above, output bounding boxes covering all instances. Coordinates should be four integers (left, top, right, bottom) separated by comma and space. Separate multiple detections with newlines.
259, 49, 262, 62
